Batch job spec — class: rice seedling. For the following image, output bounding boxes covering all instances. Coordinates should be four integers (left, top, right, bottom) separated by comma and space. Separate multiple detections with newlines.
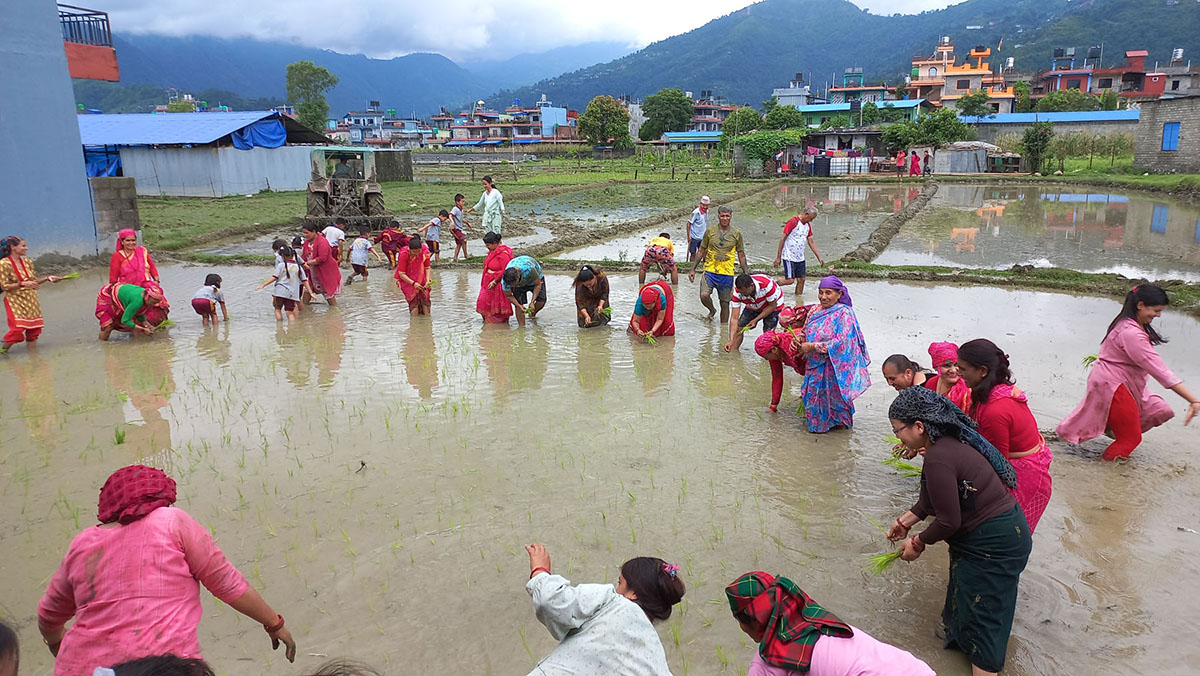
645, 335, 658, 346
156, 319, 175, 328
864, 550, 903, 576
1082, 354, 1098, 369
113, 426, 126, 445
59, 272, 81, 280
882, 457, 923, 478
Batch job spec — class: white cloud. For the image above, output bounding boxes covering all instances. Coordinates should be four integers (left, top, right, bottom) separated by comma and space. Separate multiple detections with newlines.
102, 0, 959, 61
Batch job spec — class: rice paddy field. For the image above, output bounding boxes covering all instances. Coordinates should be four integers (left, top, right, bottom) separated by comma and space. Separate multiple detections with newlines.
4, 179, 1200, 675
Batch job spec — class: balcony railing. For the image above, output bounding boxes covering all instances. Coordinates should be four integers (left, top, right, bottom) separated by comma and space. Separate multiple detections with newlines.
59, 4, 112, 47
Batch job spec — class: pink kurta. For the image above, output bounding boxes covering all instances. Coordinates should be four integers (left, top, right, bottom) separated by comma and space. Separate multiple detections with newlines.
37, 507, 249, 676
303, 235, 342, 298
745, 625, 935, 676
1057, 318, 1181, 443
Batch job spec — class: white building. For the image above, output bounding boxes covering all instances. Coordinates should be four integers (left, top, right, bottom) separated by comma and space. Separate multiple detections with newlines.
772, 73, 814, 108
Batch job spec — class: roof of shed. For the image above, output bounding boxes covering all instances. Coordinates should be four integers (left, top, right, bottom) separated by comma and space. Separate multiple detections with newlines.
78, 111, 328, 146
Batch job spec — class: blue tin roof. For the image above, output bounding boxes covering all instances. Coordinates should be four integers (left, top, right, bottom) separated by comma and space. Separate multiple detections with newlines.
663, 131, 723, 142
963, 110, 1140, 124
78, 111, 286, 146
799, 99, 925, 113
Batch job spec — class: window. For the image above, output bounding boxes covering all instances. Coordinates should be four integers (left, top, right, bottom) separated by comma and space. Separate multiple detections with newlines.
1098, 78, 1113, 89
956, 79, 970, 90
1151, 205, 1169, 234
1066, 79, 1081, 90
1172, 80, 1181, 91
929, 67, 937, 78
1162, 122, 1180, 151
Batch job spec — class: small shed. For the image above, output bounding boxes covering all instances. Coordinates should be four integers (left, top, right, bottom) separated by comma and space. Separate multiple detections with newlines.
78, 111, 329, 197
806, 128, 884, 155
932, 141, 1003, 174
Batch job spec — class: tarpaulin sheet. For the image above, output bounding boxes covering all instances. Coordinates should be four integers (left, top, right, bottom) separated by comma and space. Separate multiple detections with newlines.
84, 148, 121, 177
231, 119, 286, 150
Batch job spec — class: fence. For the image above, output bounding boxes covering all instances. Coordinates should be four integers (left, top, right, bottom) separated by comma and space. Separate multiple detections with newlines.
58, 4, 112, 46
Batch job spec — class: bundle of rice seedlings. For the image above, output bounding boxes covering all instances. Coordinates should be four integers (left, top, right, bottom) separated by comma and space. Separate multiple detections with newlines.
1081, 354, 1098, 369
59, 272, 81, 280
156, 319, 175, 329
864, 550, 902, 576
600, 306, 612, 318
882, 457, 922, 478
645, 335, 657, 346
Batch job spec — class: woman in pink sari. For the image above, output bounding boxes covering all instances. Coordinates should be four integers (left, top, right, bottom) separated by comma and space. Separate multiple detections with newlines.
1057, 285, 1200, 460
756, 330, 804, 413
301, 222, 341, 307
958, 338, 1054, 533
476, 232, 514, 323
109, 229, 170, 326
925, 341, 971, 412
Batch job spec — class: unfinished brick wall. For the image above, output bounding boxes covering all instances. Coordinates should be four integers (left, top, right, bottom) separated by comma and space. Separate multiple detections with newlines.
89, 177, 140, 244
1134, 98, 1200, 173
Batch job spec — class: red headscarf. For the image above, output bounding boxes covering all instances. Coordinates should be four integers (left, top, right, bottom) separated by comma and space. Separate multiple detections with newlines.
115, 228, 138, 252
928, 341, 958, 367
639, 284, 662, 308
97, 465, 177, 524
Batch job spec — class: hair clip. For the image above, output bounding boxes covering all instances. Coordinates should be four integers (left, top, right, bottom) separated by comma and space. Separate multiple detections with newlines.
662, 562, 679, 577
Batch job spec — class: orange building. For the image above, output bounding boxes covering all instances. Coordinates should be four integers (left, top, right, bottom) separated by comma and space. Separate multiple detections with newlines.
909, 37, 1014, 113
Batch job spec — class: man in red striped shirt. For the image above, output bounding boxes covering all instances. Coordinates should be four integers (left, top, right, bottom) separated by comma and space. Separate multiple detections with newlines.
725, 273, 783, 352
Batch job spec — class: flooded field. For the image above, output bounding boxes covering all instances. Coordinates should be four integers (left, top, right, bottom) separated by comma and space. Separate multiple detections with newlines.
558, 183, 916, 264
876, 185, 1200, 281
523, 182, 732, 226
3, 263, 1199, 676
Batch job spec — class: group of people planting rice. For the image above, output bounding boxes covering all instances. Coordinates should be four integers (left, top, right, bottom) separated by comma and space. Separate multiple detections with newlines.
4, 178, 1200, 676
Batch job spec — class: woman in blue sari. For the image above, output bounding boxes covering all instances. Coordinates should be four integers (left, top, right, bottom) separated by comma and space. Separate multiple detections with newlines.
798, 276, 871, 432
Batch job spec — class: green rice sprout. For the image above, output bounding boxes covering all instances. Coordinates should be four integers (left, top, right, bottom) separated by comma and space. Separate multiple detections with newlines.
1081, 354, 1098, 369
864, 550, 903, 575
59, 272, 81, 280
645, 335, 657, 345
113, 426, 126, 445
882, 456, 922, 478
796, 399, 805, 416
156, 319, 175, 328
600, 306, 612, 318
740, 325, 753, 334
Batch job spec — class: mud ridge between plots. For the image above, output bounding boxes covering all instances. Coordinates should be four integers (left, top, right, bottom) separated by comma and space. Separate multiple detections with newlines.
839, 180, 939, 263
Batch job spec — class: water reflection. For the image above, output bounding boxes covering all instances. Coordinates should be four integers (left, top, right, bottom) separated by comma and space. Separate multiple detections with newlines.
403, 317, 439, 399
195, 323, 231, 367
104, 341, 175, 456
631, 335, 674, 396
576, 328, 612, 390
13, 350, 61, 449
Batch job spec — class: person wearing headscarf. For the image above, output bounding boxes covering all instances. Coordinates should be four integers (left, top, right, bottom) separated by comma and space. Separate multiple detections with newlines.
925, 341, 970, 411
797, 276, 870, 432
725, 571, 933, 675
756, 331, 803, 413
109, 228, 170, 326
94, 283, 164, 341
629, 280, 675, 340
957, 338, 1054, 533
0, 236, 63, 354
885, 387, 1031, 676
476, 232, 514, 323
573, 264, 611, 328
37, 466, 296, 675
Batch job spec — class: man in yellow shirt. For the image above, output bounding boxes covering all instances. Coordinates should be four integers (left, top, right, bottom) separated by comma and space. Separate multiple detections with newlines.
639, 232, 678, 285
688, 206, 747, 323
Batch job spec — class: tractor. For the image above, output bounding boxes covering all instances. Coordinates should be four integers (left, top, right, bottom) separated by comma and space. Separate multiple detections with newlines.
305, 147, 389, 227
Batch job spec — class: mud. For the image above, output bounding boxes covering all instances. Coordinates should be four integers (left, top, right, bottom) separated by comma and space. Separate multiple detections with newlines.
3, 265, 1199, 676
840, 181, 939, 262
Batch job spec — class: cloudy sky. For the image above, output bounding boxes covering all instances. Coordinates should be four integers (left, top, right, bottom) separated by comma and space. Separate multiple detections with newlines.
104, 0, 961, 61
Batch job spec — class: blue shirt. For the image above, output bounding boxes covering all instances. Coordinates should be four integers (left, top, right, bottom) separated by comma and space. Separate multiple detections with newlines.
502, 256, 543, 291
633, 288, 666, 317
687, 207, 708, 240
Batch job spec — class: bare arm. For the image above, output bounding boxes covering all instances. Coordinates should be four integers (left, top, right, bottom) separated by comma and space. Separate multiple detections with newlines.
228, 587, 296, 662
807, 235, 825, 266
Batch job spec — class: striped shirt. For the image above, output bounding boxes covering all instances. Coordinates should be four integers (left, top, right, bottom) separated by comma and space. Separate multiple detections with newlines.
732, 274, 783, 311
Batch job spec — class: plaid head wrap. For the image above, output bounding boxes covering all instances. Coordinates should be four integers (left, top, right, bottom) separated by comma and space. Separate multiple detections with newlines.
888, 387, 1018, 489
97, 465, 177, 524
725, 572, 852, 671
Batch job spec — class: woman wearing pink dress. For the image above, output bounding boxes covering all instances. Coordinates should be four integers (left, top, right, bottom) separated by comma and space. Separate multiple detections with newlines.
37, 465, 296, 675
301, 222, 342, 307
1057, 285, 1200, 460
108, 229, 170, 326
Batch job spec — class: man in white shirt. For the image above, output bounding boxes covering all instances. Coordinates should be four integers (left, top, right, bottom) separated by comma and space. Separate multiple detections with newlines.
322, 218, 347, 265
773, 206, 825, 295
686, 195, 710, 262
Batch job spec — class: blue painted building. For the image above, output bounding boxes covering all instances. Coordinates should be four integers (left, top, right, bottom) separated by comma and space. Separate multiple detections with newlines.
1, 1, 102, 257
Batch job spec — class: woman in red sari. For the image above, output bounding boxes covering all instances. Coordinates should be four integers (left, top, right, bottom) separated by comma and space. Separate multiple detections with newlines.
958, 338, 1054, 533
925, 341, 971, 411
301, 222, 341, 307
394, 237, 432, 315
476, 232, 513, 323
628, 280, 675, 340
109, 229, 170, 326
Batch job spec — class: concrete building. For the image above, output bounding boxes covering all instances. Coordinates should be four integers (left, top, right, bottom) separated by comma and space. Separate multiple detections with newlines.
689, 91, 738, 132
1037, 48, 1166, 102
445, 96, 578, 147
828, 68, 893, 104
618, 95, 646, 140
1134, 97, 1200, 174
79, 111, 330, 197
772, 73, 814, 108
798, 99, 926, 127
909, 37, 1015, 114
662, 131, 722, 150
967, 110, 1140, 143
1160, 49, 1200, 98
2, 2, 115, 257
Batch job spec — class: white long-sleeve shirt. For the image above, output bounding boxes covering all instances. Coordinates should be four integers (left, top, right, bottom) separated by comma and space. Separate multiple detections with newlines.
526, 572, 673, 676
473, 189, 506, 234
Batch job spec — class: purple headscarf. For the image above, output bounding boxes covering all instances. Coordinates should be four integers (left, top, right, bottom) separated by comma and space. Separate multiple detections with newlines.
817, 275, 852, 307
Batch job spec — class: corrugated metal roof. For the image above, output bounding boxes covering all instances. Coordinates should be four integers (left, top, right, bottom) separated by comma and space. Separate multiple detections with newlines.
964, 110, 1140, 124
799, 99, 925, 113
78, 111, 278, 146
663, 131, 722, 141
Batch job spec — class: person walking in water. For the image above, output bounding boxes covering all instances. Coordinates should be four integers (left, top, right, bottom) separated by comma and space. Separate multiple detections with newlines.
686, 195, 710, 263
688, 205, 747, 324
0, 236, 62, 354
467, 175, 506, 235
773, 206, 826, 296
1057, 284, 1200, 461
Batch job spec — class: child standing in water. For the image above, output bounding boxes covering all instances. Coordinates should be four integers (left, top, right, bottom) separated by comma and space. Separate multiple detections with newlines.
450, 194, 470, 261
191, 273, 228, 326
345, 225, 384, 285
257, 246, 312, 322
416, 210, 448, 265
0, 236, 62, 354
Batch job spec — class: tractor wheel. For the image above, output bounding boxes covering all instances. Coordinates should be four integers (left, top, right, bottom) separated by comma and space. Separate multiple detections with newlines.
366, 193, 386, 217
306, 192, 327, 218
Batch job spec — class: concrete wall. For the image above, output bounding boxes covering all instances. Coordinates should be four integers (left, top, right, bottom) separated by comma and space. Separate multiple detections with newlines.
973, 119, 1138, 143
375, 149, 413, 182
89, 177, 140, 247
1, 0, 100, 257
1135, 98, 1200, 173
934, 148, 988, 173
122, 145, 312, 196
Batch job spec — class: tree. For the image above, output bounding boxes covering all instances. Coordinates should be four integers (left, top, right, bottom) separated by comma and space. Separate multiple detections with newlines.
165, 98, 196, 113
761, 96, 779, 114
735, 129, 808, 162
286, 61, 339, 132
721, 107, 765, 147
859, 101, 882, 126
642, 88, 694, 135
881, 123, 916, 153
819, 115, 853, 130
955, 89, 994, 119
1098, 89, 1120, 111
1035, 88, 1100, 113
1020, 121, 1054, 173
879, 108, 972, 152
764, 104, 805, 129
638, 118, 666, 142
1012, 81, 1033, 113
895, 81, 909, 100
577, 95, 633, 148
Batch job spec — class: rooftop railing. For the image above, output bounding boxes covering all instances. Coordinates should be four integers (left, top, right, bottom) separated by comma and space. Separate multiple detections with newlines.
59, 4, 112, 47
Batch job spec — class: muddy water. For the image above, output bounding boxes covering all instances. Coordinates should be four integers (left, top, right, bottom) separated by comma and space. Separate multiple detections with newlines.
558, 183, 916, 264
876, 185, 1200, 281
3, 265, 1200, 676
523, 182, 732, 226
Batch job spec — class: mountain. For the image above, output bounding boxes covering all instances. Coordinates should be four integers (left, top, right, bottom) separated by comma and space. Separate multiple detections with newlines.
78, 33, 494, 117
490, 0, 1200, 109
463, 41, 635, 93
